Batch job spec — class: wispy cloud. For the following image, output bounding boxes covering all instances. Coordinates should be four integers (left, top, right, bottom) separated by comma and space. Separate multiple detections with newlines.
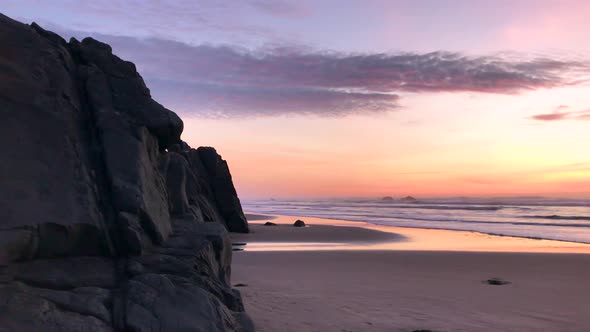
3, 0, 297, 45
45, 24, 590, 117
530, 106, 590, 121
148, 79, 399, 117
103, 39, 589, 94
248, 0, 312, 18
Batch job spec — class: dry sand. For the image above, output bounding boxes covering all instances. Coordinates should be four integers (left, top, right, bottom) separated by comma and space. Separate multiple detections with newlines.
232, 215, 590, 331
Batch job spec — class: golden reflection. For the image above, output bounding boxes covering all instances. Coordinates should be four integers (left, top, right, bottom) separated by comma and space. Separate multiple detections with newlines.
233, 214, 590, 254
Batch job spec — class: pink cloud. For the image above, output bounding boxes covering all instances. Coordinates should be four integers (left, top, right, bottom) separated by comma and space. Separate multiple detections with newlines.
530, 107, 590, 121
530, 113, 569, 121
44, 23, 590, 117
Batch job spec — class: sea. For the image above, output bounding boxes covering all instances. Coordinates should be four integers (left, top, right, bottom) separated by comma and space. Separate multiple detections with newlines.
242, 197, 590, 244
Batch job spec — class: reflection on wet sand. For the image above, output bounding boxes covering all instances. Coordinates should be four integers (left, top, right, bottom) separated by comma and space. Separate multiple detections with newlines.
231, 214, 590, 253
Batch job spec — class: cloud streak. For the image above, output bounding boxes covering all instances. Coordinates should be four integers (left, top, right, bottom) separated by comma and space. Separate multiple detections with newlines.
51, 26, 590, 117
149, 79, 399, 117
248, 0, 312, 18
106, 38, 589, 93
530, 106, 590, 121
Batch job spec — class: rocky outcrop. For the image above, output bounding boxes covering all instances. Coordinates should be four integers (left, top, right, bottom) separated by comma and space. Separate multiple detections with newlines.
0, 13, 251, 331
159, 145, 249, 233
400, 196, 418, 203
197, 147, 249, 233
293, 220, 306, 227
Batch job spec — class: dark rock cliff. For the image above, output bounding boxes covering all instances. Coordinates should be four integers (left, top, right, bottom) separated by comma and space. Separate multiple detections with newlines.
0, 13, 252, 331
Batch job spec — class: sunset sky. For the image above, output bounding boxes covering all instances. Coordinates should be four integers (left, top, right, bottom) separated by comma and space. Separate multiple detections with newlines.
4, 0, 590, 198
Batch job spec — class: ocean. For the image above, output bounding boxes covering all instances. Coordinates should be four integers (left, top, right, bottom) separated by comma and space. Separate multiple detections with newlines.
242, 197, 590, 243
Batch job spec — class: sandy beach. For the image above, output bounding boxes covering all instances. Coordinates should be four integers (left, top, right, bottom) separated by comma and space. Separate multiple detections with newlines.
232, 215, 590, 332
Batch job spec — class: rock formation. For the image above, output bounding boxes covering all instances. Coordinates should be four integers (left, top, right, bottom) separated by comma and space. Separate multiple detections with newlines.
0, 13, 252, 331
293, 220, 306, 227
400, 196, 418, 203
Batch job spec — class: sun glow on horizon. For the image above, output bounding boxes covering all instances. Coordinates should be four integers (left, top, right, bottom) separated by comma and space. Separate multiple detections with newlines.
181, 94, 590, 199
6, 0, 588, 200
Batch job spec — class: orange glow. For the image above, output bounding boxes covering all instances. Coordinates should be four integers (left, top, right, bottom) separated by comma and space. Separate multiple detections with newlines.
237, 215, 590, 253
181, 86, 590, 199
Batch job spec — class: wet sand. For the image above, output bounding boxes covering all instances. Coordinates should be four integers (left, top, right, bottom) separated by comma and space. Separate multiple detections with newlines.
232, 215, 590, 331
233, 214, 590, 253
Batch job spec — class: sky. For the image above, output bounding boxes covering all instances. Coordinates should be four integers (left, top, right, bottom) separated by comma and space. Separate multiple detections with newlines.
3, 0, 590, 199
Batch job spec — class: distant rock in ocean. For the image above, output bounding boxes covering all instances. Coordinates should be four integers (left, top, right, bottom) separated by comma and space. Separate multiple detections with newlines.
382, 196, 395, 201
400, 196, 418, 203
294, 220, 306, 227
0, 13, 252, 331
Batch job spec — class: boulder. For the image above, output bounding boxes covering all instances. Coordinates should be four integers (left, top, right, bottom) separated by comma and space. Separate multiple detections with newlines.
293, 220, 306, 227
264, 222, 278, 226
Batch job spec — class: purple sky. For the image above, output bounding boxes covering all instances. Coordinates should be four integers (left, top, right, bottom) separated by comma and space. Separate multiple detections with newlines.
2, 1, 590, 198
5, 0, 590, 53
3, 0, 589, 118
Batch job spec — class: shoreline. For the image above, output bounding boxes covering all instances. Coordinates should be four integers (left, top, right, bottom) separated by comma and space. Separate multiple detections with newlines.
235, 213, 590, 253
233, 214, 590, 331
244, 212, 590, 246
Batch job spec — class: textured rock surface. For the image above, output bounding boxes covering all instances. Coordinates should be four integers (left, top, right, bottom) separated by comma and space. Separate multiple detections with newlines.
196, 147, 250, 233
0, 13, 110, 262
0, 13, 252, 331
158, 144, 249, 233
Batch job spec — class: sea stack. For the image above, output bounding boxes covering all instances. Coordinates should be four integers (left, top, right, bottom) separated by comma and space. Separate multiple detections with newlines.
400, 196, 418, 203
0, 13, 252, 331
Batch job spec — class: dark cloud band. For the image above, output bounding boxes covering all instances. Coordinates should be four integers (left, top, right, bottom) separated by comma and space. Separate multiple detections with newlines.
52, 26, 590, 117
